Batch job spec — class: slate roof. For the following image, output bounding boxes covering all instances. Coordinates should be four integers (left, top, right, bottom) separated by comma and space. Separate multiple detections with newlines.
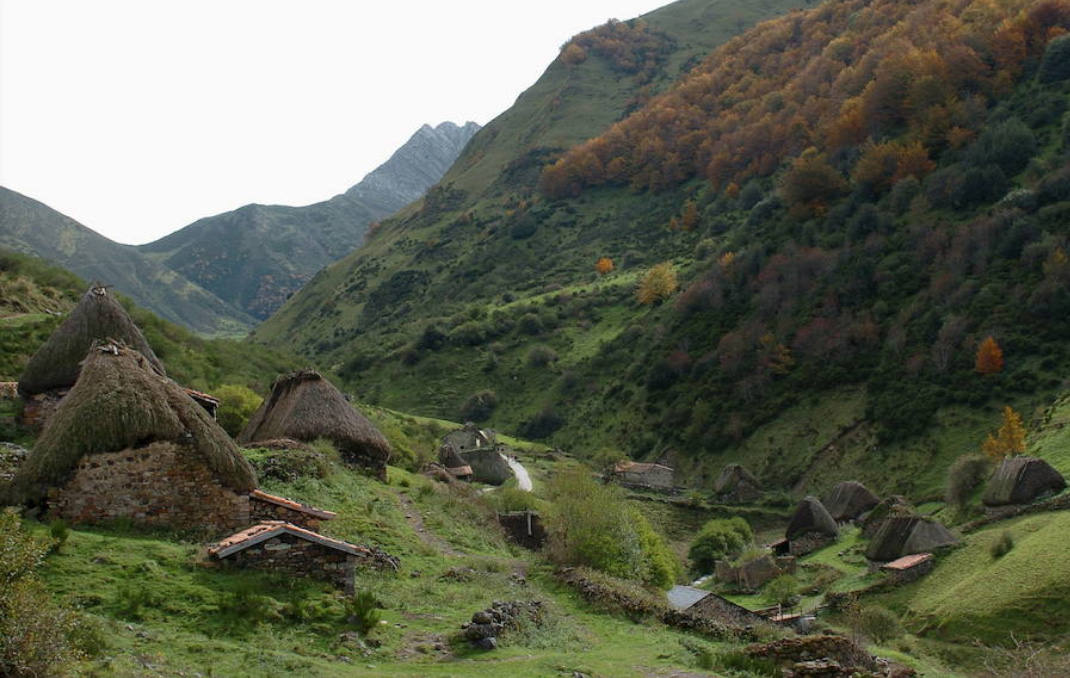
667, 585, 711, 611
209, 521, 361, 559
249, 489, 337, 520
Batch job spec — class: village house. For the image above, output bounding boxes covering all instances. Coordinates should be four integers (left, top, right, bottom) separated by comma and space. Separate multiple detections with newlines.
608, 460, 675, 491
248, 489, 337, 531
439, 423, 514, 485
239, 369, 392, 479
208, 521, 399, 593
5, 343, 257, 534
880, 552, 935, 583
823, 480, 880, 522
982, 456, 1067, 507
667, 585, 769, 626
784, 496, 839, 556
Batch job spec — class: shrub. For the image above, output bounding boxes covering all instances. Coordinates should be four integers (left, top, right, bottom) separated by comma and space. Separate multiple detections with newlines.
527, 345, 559, 367
718, 650, 779, 676
459, 390, 498, 422
764, 574, 799, 606
687, 517, 753, 574
1039, 34, 1070, 84
215, 384, 264, 437
859, 605, 902, 644
520, 406, 565, 439
546, 468, 680, 589
344, 591, 383, 635
990, 530, 1015, 559
946, 454, 991, 509
636, 262, 678, 305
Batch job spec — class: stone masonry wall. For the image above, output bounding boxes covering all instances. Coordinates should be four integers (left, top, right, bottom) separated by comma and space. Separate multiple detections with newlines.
249, 498, 323, 531
223, 534, 355, 592
50, 442, 249, 535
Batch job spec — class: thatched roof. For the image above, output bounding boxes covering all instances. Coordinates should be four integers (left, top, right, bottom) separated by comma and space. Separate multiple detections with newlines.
238, 370, 391, 471
865, 514, 958, 561
18, 285, 164, 396
860, 495, 912, 538
785, 496, 839, 540
8, 344, 255, 504
823, 481, 880, 522
714, 463, 761, 493
982, 456, 1067, 506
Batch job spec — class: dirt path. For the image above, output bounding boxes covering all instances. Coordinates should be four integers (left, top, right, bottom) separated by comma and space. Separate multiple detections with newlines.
397, 493, 467, 557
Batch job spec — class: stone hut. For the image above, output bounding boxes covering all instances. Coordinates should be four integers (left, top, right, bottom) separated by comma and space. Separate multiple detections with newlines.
982, 456, 1067, 507
441, 422, 496, 455
785, 496, 839, 556
715, 553, 794, 590
208, 521, 399, 593
5, 344, 256, 533
440, 423, 513, 484
238, 370, 392, 479
880, 552, 934, 584
249, 489, 337, 531
463, 448, 514, 485
667, 585, 767, 626
497, 510, 547, 550
823, 481, 880, 522
714, 463, 762, 503
865, 514, 957, 562
608, 460, 675, 491
17, 285, 166, 429
860, 495, 912, 538
436, 443, 474, 480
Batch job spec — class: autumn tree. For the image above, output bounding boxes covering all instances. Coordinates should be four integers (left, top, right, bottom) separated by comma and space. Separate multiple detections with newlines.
982, 406, 1026, 460
595, 256, 615, 275
680, 200, 700, 231
975, 336, 1005, 374
779, 149, 847, 217
637, 262, 678, 305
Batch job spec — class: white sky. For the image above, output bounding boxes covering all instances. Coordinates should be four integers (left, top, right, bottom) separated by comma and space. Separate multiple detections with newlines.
0, 0, 667, 245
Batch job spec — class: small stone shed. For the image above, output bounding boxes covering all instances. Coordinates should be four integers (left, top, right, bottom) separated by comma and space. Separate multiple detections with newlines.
437, 443, 474, 480
880, 552, 934, 583
667, 585, 767, 626
865, 514, 957, 561
239, 370, 392, 479
785, 496, 839, 556
249, 489, 337, 531
208, 521, 399, 593
823, 481, 879, 522
714, 463, 762, 503
982, 456, 1067, 507
497, 510, 546, 550
17, 285, 166, 429
608, 460, 675, 491
441, 422, 496, 455
5, 344, 256, 533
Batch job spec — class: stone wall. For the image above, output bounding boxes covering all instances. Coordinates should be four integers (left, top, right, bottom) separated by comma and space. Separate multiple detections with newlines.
249, 497, 324, 531
50, 441, 249, 534
498, 510, 547, 549
221, 534, 356, 592
886, 559, 934, 584
690, 593, 769, 626
618, 467, 674, 490
789, 532, 835, 556
20, 390, 68, 430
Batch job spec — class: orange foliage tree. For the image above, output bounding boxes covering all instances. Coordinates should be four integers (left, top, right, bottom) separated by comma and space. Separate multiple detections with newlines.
595, 257, 615, 275
637, 262, 678, 305
975, 336, 1005, 374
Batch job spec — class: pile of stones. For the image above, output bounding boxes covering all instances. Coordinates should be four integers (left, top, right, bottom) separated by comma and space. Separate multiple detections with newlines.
461, 600, 543, 650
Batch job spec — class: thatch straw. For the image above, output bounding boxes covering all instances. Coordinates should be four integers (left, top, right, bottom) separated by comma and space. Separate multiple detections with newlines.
982, 456, 1067, 506
18, 285, 164, 395
8, 344, 255, 504
823, 481, 880, 522
238, 370, 391, 469
785, 496, 839, 540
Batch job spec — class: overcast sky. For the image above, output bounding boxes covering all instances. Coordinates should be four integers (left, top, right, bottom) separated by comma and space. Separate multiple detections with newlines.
0, 0, 667, 245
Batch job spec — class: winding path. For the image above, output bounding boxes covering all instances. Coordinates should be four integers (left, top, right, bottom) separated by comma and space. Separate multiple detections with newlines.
504, 455, 533, 491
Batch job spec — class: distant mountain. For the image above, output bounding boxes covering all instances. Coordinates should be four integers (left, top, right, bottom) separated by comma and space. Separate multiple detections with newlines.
0, 186, 254, 335
139, 121, 481, 320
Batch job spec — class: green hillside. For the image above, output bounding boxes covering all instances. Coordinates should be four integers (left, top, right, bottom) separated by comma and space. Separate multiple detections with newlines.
0, 187, 255, 336
252, 0, 1070, 505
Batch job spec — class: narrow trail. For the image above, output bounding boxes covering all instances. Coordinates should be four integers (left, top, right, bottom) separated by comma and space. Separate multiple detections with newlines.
504, 456, 533, 491
397, 493, 467, 557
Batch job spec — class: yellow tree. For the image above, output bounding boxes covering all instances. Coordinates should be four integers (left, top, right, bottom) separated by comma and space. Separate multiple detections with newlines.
975, 336, 1004, 374
982, 406, 1026, 460
595, 257, 615, 275
637, 262, 678, 305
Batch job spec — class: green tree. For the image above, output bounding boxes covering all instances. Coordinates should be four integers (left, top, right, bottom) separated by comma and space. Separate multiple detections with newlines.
687, 517, 753, 573
215, 384, 264, 438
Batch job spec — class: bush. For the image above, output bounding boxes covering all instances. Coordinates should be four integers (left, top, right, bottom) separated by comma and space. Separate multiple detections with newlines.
527, 345, 559, 367
687, 517, 753, 574
520, 406, 565, 440
764, 574, 799, 606
636, 262, 678, 305
459, 390, 498, 422
215, 384, 264, 437
990, 530, 1015, 559
546, 468, 680, 589
859, 605, 902, 644
945, 454, 991, 509
1039, 34, 1070, 84
344, 591, 383, 635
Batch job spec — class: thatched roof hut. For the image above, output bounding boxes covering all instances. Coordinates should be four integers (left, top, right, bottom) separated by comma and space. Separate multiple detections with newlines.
982, 456, 1067, 507
865, 514, 958, 561
238, 370, 391, 475
714, 463, 762, 503
860, 495, 912, 537
18, 285, 164, 396
823, 481, 880, 522
785, 496, 839, 540
6, 344, 256, 516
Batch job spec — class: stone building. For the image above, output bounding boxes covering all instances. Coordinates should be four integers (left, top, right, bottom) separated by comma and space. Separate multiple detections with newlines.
666, 585, 767, 626
823, 481, 880, 522
785, 496, 839, 556
982, 456, 1066, 507
239, 370, 392, 479
880, 552, 935, 583
209, 521, 399, 593
249, 489, 337, 531
4, 344, 257, 534
497, 510, 546, 549
608, 460, 675, 491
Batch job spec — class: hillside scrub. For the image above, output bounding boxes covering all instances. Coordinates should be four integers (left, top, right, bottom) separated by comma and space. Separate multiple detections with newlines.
687, 516, 753, 574
546, 467, 680, 589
